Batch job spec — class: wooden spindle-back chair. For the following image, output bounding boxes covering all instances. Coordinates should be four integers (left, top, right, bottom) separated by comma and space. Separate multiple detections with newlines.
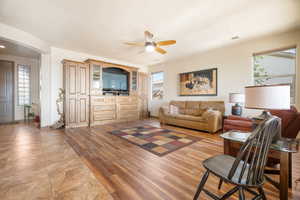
193, 116, 280, 200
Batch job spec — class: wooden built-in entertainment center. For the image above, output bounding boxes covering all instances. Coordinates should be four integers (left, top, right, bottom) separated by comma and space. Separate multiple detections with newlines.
63, 59, 148, 128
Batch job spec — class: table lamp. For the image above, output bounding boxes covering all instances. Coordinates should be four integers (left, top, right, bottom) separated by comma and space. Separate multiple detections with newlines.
245, 84, 290, 140
229, 93, 245, 116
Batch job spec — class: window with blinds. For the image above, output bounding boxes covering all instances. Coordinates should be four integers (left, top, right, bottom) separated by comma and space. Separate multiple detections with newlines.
18, 65, 30, 105
253, 47, 296, 104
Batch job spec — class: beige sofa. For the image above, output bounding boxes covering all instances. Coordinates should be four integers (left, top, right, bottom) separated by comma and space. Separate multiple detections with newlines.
159, 101, 225, 133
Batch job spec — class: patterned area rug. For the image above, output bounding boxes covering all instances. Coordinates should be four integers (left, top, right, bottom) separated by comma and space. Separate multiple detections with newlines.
109, 125, 201, 156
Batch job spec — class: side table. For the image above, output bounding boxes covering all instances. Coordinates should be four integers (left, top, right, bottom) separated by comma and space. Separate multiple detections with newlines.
221, 131, 299, 200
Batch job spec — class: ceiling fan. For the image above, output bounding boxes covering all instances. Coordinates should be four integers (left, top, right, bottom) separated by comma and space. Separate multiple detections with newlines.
124, 31, 176, 54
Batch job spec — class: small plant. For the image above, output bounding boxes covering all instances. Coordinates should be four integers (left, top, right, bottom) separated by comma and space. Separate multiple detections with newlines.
253, 55, 270, 85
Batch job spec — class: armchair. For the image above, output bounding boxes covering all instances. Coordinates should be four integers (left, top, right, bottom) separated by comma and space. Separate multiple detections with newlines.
223, 106, 300, 188
224, 106, 300, 164
269, 106, 300, 138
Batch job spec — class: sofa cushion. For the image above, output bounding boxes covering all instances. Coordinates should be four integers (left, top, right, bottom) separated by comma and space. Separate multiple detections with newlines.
185, 109, 206, 116
184, 101, 206, 116
175, 114, 207, 122
185, 101, 200, 109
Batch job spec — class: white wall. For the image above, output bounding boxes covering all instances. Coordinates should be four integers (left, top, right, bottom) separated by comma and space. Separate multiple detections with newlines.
0, 54, 40, 120
39, 53, 51, 126
49, 47, 148, 125
148, 29, 300, 116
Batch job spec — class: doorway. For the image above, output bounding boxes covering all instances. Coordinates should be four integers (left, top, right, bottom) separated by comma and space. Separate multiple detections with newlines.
0, 38, 41, 125
0, 60, 14, 123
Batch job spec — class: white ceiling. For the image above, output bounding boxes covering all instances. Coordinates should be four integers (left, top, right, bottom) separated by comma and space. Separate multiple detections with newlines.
0, 0, 299, 66
0, 38, 40, 59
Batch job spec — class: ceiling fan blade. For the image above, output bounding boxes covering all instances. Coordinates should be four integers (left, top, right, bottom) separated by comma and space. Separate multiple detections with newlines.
124, 42, 145, 46
155, 47, 167, 54
156, 40, 176, 46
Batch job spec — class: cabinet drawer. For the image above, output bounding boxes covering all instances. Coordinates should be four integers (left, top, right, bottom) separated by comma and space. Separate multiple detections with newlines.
119, 114, 139, 120
117, 96, 138, 104
92, 96, 116, 105
119, 104, 138, 111
94, 110, 115, 115
127, 116, 139, 121
94, 113, 115, 121
119, 110, 139, 118
93, 105, 116, 111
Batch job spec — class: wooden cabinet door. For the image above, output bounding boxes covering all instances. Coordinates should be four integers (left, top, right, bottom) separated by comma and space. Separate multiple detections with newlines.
64, 62, 78, 127
64, 61, 89, 128
76, 63, 89, 127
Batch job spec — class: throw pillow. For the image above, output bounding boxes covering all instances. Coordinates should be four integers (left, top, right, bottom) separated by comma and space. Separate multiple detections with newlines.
169, 105, 179, 115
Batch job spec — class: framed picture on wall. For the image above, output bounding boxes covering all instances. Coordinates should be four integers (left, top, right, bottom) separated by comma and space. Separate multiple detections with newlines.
179, 68, 217, 96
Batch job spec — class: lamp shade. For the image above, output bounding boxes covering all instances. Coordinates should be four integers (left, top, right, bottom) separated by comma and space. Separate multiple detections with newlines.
229, 93, 245, 103
245, 84, 290, 110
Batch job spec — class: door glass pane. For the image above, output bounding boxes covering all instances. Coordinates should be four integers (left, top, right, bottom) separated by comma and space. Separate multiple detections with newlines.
18, 65, 30, 105
92, 64, 101, 89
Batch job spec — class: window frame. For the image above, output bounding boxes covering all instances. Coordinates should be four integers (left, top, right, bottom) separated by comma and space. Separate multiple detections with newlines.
252, 46, 297, 105
151, 71, 164, 101
17, 64, 31, 106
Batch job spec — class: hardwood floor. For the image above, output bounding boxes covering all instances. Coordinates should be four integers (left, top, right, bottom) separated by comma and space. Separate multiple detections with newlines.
0, 120, 299, 199
64, 119, 300, 200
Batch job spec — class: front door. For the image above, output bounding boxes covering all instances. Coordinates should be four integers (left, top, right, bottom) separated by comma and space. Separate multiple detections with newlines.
0, 61, 14, 123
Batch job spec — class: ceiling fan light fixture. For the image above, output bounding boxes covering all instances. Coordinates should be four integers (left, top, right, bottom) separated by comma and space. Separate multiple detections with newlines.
124, 31, 175, 55
145, 42, 155, 52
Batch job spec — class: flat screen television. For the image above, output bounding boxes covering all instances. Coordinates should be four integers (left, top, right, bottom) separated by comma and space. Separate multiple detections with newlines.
102, 67, 129, 92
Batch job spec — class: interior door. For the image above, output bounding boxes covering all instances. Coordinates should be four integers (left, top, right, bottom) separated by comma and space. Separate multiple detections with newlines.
0, 61, 14, 123
76, 63, 89, 127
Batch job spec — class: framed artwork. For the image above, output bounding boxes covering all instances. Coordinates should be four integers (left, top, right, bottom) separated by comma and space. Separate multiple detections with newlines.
179, 68, 217, 96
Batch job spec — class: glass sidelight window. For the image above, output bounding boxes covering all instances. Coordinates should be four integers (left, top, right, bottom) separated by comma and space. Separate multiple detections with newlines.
18, 65, 30, 105
151, 71, 164, 100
